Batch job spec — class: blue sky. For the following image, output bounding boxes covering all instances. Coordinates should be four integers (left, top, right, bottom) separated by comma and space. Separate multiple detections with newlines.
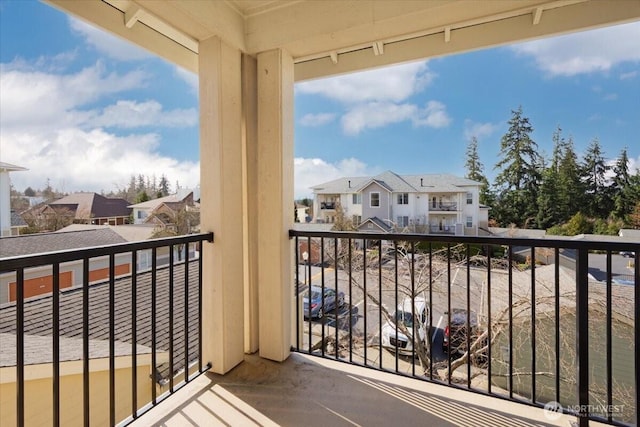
1, 1, 639, 199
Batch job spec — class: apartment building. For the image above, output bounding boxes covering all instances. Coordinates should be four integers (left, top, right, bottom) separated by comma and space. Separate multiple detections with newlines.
311, 170, 488, 235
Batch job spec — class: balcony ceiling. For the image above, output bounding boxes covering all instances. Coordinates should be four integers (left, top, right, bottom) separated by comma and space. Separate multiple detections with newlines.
46, 0, 640, 80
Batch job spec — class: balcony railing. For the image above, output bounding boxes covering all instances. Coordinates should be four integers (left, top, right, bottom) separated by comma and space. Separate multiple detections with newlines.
0, 232, 213, 427
290, 229, 639, 427
430, 202, 458, 211
320, 202, 336, 210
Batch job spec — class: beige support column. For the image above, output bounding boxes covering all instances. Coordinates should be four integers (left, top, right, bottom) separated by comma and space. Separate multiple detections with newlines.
257, 49, 294, 361
242, 54, 260, 353
199, 36, 245, 374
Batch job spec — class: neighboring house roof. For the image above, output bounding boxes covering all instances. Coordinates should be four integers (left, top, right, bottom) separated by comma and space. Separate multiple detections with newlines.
0, 333, 152, 367
357, 217, 393, 233
57, 224, 156, 242
0, 229, 127, 257
46, 192, 131, 220
568, 233, 640, 244
311, 170, 481, 194
128, 191, 193, 210
10, 210, 27, 227
0, 262, 197, 381
488, 227, 547, 239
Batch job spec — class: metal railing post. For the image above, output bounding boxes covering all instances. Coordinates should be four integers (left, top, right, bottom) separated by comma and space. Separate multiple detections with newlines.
576, 248, 589, 426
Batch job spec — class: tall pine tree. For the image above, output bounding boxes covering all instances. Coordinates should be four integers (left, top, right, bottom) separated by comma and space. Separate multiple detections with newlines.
580, 138, 611, 218
464, 136, 492, 206
493, 106, 541, 227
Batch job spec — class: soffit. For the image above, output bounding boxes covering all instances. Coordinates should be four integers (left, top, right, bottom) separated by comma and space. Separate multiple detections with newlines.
45, 0, 640, 80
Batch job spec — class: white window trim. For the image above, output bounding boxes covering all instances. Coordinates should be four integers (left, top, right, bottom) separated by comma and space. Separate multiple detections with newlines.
370, 192, 380, 208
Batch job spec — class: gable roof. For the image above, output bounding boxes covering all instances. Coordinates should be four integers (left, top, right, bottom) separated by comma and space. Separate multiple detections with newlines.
357, 217, 393, 233
0, 229, 127, 257
0, 262, 197, 381
312, 170, 481, 194
128, 191, 194, 210
47, 192, 131, 220
56, 224, 156, 242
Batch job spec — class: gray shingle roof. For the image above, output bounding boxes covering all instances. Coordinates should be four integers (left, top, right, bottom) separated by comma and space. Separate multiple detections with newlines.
0, 229, 127, 257
311, 170, 481, 194
0, 262, 199, 381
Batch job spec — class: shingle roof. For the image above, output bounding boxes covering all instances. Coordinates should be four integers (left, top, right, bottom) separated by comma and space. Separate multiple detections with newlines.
10, 210, 27, 227
0, 262, 199, 381
48, 193, 131, 220
57, 224, 156, 242
311, 170, 481, 194
0, 229, 127, 257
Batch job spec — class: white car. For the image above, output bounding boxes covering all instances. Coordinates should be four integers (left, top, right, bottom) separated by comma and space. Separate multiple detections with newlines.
381, 297, 429, 355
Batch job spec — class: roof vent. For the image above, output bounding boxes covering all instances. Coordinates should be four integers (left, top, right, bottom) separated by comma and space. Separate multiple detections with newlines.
348, 180, 351, 188
420, 178, 424, 187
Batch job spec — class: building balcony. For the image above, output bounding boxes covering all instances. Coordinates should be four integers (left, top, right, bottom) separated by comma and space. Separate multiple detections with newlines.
430, 202, 458, 212
1, 230, 638, 426
320, 202, 336, 210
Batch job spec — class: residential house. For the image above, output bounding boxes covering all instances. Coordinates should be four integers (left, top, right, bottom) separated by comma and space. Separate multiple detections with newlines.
312, 171, 488, 236
23, 192, 131, 228
129, 190, 196, 226
0, 162, 28, 237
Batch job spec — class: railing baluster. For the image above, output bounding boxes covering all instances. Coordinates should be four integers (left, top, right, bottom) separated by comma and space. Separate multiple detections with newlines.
53, 262, 60, 427
447, 243, 452, 386
16, 267, 25, 427
576, 248, 589, 427
394, 240, 398, 373
530, 246, 536, 404
334, 237, 339, 360
378, 239, 382, 370
466, 244, 471, 389
363, 238, 367, 366
169, 246, 175, 392
634, 251, 639, 427
348, 238, 353, 363
184, 245, 190, 383
554, 248, 560, 405
109, 253, 116, 426
82, 258, 90, 427
428, 242, 433, 382
294, 236, 300, 351
508, 245, 513, 399
131, 250, 138, 419
606, 250, 613, 423
411, 242, 415, 377
486, 245, 491, 395
321, 237, 326, 358
151, 247, 157, 404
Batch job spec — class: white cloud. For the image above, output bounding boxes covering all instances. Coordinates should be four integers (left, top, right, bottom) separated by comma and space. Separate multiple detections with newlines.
0, 57, 199, 194
511, 22, 640, 76
296, 61, 434, 104
299, 113, 336, 127
88, 100, 198, 129
4, 127, 200, 194
341, 100, 451, 135
294, 157, 375, 198
464, 120, 498, 141
69, 17, 151, 61
1, 61, 149, 131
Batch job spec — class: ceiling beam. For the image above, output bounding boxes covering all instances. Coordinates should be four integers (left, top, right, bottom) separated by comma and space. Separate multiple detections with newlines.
294, 0, 640, 81
45, 0, 198, 73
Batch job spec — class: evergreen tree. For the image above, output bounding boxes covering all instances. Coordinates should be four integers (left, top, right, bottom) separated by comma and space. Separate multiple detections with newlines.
536, 127, 563, 229
611, 148, 635, 220
493, 107, 541, 227
464, 136, 492, 206
556, 136, 582, 222
580, 138, 611, 218
159, 174, 171, 197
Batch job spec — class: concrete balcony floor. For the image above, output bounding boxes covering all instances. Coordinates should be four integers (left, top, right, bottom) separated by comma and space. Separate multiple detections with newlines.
132, 352, 593, 427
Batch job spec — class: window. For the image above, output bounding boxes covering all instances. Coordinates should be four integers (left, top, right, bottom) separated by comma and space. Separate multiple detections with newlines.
466, 216, 473, 228
370, 192, 380, 207
397, 193, 408, 205
397, 216, 409, 227
352, 193, 362, 204
466, 192, 473, 205
352, 215, 362, 225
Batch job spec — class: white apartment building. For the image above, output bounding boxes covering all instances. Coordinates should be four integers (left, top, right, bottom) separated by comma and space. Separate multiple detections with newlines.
311, 171, 489, 236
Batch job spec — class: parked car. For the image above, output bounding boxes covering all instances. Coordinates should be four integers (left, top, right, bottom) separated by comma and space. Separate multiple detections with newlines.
443, 308, 486, 361
620, 251, 635, 257
381, 297, 429, 355
303, 285, 345, 319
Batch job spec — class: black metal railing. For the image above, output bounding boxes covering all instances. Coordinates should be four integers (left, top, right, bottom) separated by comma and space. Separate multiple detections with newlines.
290, 229, 639, 427
0, 232, 213, 427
